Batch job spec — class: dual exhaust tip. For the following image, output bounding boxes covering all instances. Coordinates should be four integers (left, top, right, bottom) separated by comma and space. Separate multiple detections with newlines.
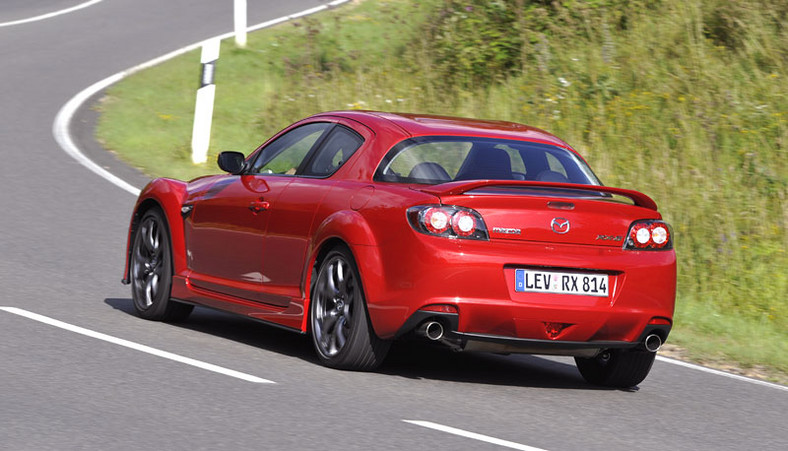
420, 321, 662, 353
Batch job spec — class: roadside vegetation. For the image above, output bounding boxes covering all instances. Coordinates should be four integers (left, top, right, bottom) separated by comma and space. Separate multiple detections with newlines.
96, 0, 787, 383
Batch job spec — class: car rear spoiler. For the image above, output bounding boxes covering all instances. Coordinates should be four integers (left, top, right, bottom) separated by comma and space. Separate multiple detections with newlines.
417, 180, 658, 210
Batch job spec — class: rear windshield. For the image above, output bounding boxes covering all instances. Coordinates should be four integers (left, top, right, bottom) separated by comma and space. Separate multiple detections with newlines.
374, 136, 600, 185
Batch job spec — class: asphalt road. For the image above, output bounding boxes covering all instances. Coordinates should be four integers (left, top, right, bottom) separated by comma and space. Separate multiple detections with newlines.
1, 1, 786, 450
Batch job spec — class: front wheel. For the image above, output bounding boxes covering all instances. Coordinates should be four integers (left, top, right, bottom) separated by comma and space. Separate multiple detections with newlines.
575, 349, 656, 388
130, 208, 193, 322
310, 246, 390, 370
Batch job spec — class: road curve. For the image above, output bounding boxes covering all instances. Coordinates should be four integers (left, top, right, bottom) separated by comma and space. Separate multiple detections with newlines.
0, 1, 786, 450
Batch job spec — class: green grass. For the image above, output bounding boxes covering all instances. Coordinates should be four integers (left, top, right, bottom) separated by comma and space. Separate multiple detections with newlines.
96, 0, 787, 383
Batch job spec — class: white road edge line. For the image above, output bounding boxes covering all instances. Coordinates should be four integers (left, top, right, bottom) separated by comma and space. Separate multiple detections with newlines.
0, 0, 104, 28
51, 0, 788, 393
403, 420, 548, 451
0, 307, 274, 384
656, 355, 787, 392
52, 0, 350, 197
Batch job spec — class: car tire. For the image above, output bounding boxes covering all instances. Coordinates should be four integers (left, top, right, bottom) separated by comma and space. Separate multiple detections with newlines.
310, 245, 390, 370
574, 349, 656, 388
130, 208, 193, 322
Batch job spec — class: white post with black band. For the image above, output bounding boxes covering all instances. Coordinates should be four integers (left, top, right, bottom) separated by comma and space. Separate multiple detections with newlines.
191, 39, 220, 164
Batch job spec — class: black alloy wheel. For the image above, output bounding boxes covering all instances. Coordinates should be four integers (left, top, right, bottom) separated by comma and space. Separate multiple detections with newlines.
310, 246, 389, 370
130, 208, 193, 322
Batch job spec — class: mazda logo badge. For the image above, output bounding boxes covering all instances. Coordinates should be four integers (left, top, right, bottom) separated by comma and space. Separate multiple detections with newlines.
551, 218, 570, 234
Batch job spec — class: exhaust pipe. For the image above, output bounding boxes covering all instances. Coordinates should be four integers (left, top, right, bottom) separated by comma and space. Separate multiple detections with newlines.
644, 334, 662, 352
420, 321, 444, 341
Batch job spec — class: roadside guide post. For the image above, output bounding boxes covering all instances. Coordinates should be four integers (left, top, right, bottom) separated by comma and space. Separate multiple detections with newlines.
234, 0, 247, 48
190, 39, 220, 164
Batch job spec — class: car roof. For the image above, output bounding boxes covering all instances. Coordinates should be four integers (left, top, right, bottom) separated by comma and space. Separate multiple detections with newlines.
311, 110, 572, 148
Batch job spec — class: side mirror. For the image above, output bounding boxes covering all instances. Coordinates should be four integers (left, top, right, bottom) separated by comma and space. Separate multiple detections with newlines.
217, 151, 246, 174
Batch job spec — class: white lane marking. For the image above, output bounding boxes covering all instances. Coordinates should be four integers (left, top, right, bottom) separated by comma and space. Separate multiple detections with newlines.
404, 420, 548, 451
0, 0, 104, 28
52, 0, 350, 196
54, 72, 142, 196
656, 356, 787, 392
0, 307, 274, 384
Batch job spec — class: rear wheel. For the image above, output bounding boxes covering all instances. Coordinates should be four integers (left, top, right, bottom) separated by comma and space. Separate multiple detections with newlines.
575, 349, 656, 388
130, 208, 193, 322
310, 246, 390, 370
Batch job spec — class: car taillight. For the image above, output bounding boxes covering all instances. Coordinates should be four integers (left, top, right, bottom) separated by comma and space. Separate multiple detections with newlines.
407, 205, 489, 240
423, 207, 451, 234
625, 220, 673, 250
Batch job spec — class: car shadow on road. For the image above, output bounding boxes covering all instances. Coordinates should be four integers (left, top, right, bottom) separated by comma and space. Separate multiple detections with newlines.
104, 297, 319, 362
105, 298, 621, 391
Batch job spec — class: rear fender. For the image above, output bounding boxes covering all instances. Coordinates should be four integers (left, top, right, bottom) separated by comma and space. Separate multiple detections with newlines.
302, 211, 387, 334
122, 178, 189, 284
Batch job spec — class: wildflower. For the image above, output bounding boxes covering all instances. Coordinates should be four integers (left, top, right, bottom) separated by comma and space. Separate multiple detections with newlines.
558, 77, 571, 87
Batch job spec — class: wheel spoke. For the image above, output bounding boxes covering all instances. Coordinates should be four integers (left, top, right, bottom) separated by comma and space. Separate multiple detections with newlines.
335, 317, 347, 349
344, 277, 355, 323
335, 261, 347, 293
322, 314, 338, 336
326, 262, 340, 297
147, 221, 161, 256
144, 274, 154, 307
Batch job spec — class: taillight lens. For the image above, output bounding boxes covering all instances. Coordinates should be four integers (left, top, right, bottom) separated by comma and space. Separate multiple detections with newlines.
423, 207, 451, 234
625, 220, 673, 250
407, 205, 489, 240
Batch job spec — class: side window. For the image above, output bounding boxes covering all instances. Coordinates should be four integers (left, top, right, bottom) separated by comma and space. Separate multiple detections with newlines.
251, 123, 331, 175
303, 125, 364, 177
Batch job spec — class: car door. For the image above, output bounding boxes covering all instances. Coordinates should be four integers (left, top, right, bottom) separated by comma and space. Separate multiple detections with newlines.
186, 122, 333, 304
260, 123, 367, 299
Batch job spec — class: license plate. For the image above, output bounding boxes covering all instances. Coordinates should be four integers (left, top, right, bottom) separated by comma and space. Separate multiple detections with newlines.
515, 269, 609, 297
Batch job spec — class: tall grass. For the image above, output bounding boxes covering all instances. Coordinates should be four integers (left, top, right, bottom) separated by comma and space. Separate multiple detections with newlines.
96, 0, 787, 380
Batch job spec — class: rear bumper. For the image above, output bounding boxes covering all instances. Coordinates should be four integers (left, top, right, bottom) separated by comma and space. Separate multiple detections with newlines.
362, 235, 676, 341
395, 310, 671, 358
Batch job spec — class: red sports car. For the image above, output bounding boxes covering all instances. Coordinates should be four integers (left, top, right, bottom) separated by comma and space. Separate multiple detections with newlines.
122, 111, 675, 388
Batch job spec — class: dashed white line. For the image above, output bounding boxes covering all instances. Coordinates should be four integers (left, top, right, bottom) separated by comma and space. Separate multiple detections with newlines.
0, 0, 104, 28
0, 307, 274, 384
404, 420, 548, 451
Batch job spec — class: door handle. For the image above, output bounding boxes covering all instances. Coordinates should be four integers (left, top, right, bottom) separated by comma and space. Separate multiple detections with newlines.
249, 200, 270, 213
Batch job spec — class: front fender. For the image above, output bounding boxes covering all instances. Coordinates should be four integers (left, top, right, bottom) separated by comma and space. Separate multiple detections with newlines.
122, 178, 189, 284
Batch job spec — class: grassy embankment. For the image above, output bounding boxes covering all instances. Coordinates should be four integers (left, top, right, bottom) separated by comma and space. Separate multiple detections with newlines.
96, 0, 787, 383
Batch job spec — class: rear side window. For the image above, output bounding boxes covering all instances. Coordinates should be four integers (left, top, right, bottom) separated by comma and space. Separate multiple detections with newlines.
375, 136, 600, 185
302, 126, 364, 177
